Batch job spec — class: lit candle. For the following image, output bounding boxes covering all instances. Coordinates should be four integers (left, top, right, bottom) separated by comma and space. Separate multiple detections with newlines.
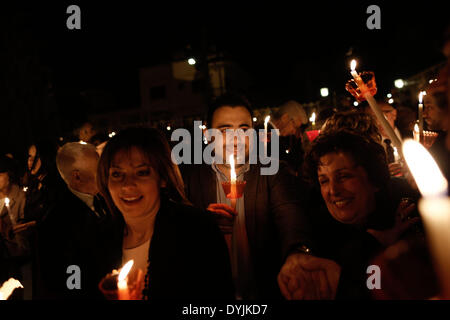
393, 146, 400, 162
403, 139, 450, 299
349, 59, 403, 152
229, 154, 238, 209
418, 91, 425, 143
4, 197, 14, 226
413, 123, 420, 142
264, 115, 270, 155
118, 260, 134, 300
350, 60, 366, 90
0, 278, 23, 300
309, 112, 316, 129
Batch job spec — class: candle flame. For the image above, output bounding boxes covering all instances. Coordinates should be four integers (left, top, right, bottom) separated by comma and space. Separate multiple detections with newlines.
419, 91, 426, 103
350, 59, 357, 71
414, 123, 419, 133
264, 116, 270, 127
0, 278, 23, 300
309, 112, 316, 123
229, 155, 236, 183
402, 139, 448, 197
118, 260, 134, 282
4, 197, 10, 207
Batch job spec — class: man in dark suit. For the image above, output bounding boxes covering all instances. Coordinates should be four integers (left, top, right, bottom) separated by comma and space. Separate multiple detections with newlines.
35, 142, 113, 299
181, 94, 341, 300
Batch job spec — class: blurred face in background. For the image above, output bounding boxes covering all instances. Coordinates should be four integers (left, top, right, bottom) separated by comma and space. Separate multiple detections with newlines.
424, 94, 447, 131
79, 123, 96, 143
275, 113, 302, 136
28, 145, 41, 175
318, 152, 378, 225
0, 172, 11, 195
380, 103, 397, 129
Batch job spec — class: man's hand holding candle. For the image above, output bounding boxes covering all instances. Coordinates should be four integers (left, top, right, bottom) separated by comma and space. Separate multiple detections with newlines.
207, 203, 237, 234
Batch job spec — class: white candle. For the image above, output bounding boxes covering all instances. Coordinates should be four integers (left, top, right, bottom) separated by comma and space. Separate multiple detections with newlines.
4, 197, 15, 227
229, 154, 237, 184
118, 260, 134, 300
264, 116, 270, 155
350, 60, 363, 86
393, 146, 400, 162
349, 59, 403, 152
403, 140, 450, 299
413, 124, 420, 142
418, 91, 425, 143
229, 154, 237, 209
309, 112, 316, 128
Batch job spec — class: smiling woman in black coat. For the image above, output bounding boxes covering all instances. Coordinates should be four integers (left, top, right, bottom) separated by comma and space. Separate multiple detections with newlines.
303, 130, 422, 299
97, 127, 234, 300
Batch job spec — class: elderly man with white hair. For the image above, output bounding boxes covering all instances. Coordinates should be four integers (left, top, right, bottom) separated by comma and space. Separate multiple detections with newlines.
270, 100, 310, 176
56, 142, 100, 211
35, 142, 113, 299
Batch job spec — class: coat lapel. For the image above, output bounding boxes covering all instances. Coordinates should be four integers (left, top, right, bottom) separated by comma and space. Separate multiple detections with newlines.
200, 165, 217, 208
244, 165, 258, 251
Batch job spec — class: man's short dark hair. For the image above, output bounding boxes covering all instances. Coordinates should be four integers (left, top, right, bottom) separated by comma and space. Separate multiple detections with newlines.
207, 93, 254, 127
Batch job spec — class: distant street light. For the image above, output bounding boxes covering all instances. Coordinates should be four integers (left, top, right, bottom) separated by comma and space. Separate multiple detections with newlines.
188, 58, 196, 65
320, 88, 329, 97
353, 101, 359, 107
387, 93, 392, 98
388, 98, 394, 104
394, 79, 405, 89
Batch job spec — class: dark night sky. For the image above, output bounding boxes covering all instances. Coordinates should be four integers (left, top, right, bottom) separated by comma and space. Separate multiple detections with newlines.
1, 1, 449, 154
35, 1, 449, 105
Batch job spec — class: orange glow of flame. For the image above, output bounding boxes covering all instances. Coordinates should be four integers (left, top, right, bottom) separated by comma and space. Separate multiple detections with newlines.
229, 155, 236, 183
0, 278, 23, 300
118, 260, 134, 282
419, 91, 426, 103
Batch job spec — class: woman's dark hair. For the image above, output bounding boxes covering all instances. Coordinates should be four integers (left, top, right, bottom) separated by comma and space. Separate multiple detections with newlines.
303, 130, 390, 190
321, 110, 382, 144
97, 127, 190, 216
207, 93, 254, 127
28, 140, 58, 177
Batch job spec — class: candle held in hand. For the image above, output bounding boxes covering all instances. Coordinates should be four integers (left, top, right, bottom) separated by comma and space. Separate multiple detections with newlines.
349, 59, 402, 151
264, 115, 270, 155
118, 260, 134, 300
229, 155, 237, 198
418, 91, 426, 143
403, 140, 450, 299
350, 60, 366, 90
309, 112, 316, 128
